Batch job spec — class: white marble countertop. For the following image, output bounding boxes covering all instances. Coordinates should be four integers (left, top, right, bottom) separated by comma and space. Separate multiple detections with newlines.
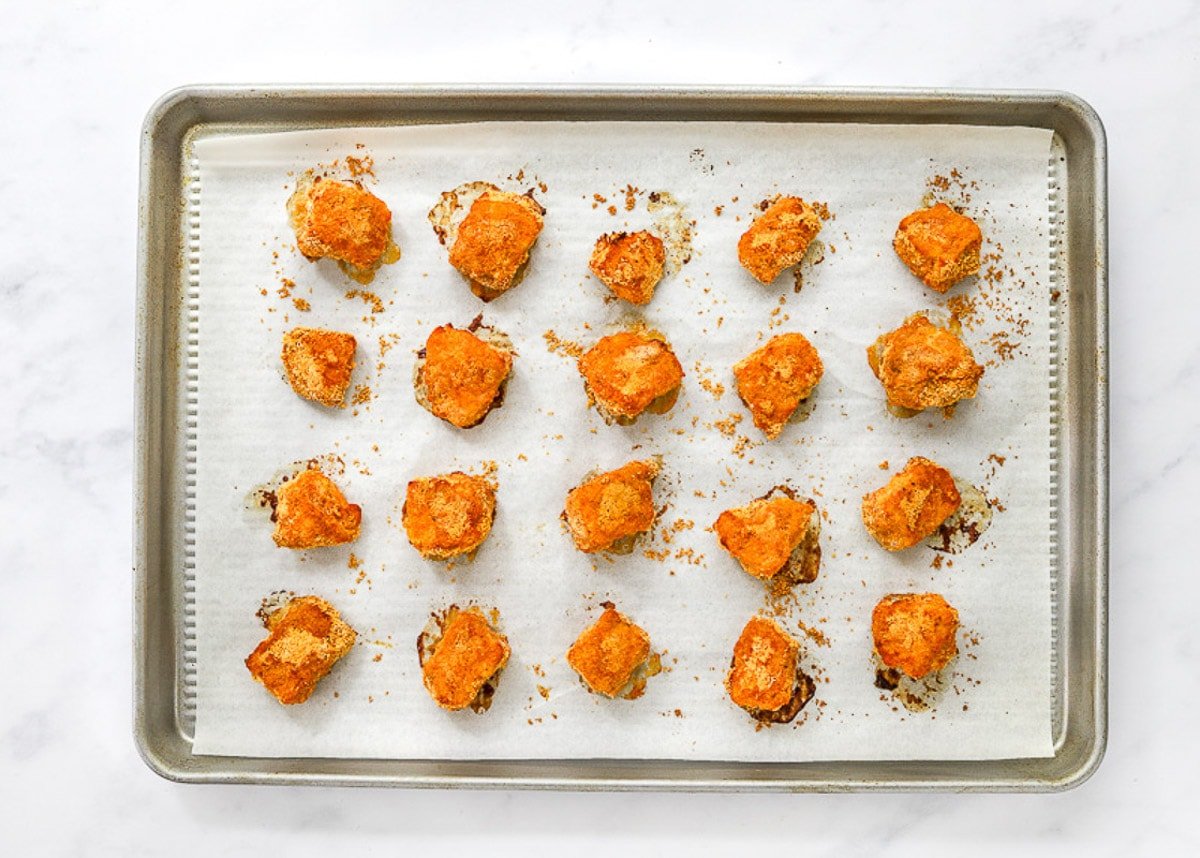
1, 0, 1195, 853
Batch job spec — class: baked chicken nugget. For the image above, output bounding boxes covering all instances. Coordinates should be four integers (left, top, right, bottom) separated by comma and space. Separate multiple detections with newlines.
448, 189, 545, 301
567, 605, 654, 699
714, 489, 821, 586
281, 327, 357, 408
245, 595, 356, 705
414, 322, 514, 429
726, 616, 815, 725
579, 329, 683, 425
563, 459, 660, 554
733, 332, 823, 439
272, 468, 362, 549
893, 202, 981, 292
861, 457, 960, 551
589, 230, 666, 305
867, 314, 983, 414
737, 196, 822, 284
402, 471, 497, 561
287, 175, 396, 281
872, 593, 959, 679
419, 606, 510, 712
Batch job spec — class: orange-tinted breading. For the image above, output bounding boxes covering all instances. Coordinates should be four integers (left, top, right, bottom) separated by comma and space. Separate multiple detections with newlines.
415, 324, 513, 428
714, 494, 816, 580
589, 230, 666, 305
420, 607, 510, 711
245, 595, 356, 705
733, 332, 824, 439
893, 203, 982, 292
272, 468, 362, 549
447, 189, 545, 301
401, 472, 497, 560
867, 314, 983, 412
578, 330, 683, 424
566, 606, 652, 698
861, 457, 961, 551
872, 593, 959, 679
563, 460, 660, 553
281, 327, 357, 408
726, 616, 800, 713
737, 196, 822, 284
288, 176, 393, 271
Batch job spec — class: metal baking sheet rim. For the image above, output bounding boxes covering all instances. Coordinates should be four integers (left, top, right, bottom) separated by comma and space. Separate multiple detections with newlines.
134, 85, 1108, 792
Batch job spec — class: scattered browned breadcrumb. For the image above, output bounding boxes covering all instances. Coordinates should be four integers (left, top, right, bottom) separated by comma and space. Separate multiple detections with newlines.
607, 204, 617, 216
346, 155, 375, 178
372, 653, 383, 663
348, 553, 362, 570
623, 184, 640, 211
292, 298, 311, 312
543, 329, 584, 359
711, 412, 743, 437
878, 460, 889, 470
714, 205, 724, 216
536, 684, 551, 700
345, 289, 385, 314
694, 362, 726, 400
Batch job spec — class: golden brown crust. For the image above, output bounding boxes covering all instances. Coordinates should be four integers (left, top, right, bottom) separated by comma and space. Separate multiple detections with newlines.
893, 203, 982, 292
287, 176, 393, 271
714, 494, 816, 580
861, 457, 961, 551
401, 472, 497, 560
272, 468, 362, 549
563, 460, 660, 553
415, 324, 514, 428
589, 231, 666, 305
447, 189, 544, 300
733, 332, 823, 439
579, 330, 683, 424
420, 607, 510, 711
281, 327, 357, 408
867, 314, 983, 412
726, 616, 800, 713
872, 593, 959, 679
245, 595, 356, 705
566, 606, 652, 698
737, 196, 822, 284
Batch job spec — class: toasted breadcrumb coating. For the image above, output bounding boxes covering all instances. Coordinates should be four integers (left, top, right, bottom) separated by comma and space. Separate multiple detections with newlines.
733, 332, 823, 439
567, 606, 652, 698
281, 327, 357, 407
737, 196, 822, 284
448, 189, 545, 301
579, 330, 683, 424
420, 607, 510, 711
715, 493, 817, 580
726, 616, 800, 713
415, 324, 514, 428
402, 472, 497, 560
893, 203, 982, 292
589, 231, 666, 305
872, 593, 959, 679
563, 459, 660, 553
245, 595, 356, 705
272, 468, 362, 549
867, 314, 983, 412
287, 175, 393, 271
861, 457, 960, 551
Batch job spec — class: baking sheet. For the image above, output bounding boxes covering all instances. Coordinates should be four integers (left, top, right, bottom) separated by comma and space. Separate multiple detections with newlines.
189, 121, 1055, 761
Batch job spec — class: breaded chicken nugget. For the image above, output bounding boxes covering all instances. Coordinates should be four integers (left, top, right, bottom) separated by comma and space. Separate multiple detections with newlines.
589, 230, 666, 305
893, 203, 981, 292
245, 595, 356, 705
563, 459, 660, 554
726, 616, 815, 725
272, 468, 362, 549
414, 321, 514, 428
737, 196, 822, 284
402, 471, 497, 561
733, 332, 823, 439
448, 189, 545, 301
567, 604, 654, 699
867, 314, 983, 414
579, 330, 683, 424
714, 489, 821, 585
861, 457, 960, 551
281, 327, 357, 408
872, 593, 959, 679
419, 606, 510, 712
287, 175, 395, 280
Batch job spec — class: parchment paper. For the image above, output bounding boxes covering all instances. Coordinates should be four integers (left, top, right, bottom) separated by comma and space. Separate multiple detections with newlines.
190, 121, 1055, 760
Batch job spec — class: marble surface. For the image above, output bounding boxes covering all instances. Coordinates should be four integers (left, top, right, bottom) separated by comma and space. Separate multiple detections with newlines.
0, 0, 1195, 853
